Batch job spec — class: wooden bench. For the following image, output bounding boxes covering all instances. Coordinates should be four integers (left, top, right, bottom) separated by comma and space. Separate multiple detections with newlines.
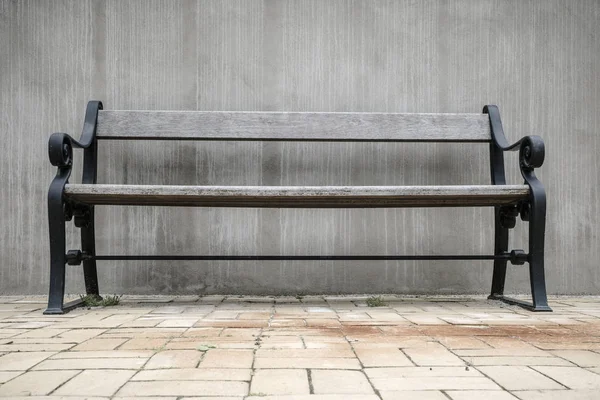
45, 101, 550, 314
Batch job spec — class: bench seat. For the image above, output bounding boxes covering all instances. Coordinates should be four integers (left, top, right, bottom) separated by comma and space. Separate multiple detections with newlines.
64, 184, 530, 208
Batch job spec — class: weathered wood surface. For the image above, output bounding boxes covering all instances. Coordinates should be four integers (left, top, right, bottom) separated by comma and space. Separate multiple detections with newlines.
96, 111, 492, 142
64, 184, 529, 207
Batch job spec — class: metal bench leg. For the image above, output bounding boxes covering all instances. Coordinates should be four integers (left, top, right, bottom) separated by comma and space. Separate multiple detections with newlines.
489, 207, 509, 298
81, 207, 101, 299
489, 198, 551, 312
45, 199, 86, 315
485, 107, 550, 311
528, 197, 551, 311
45, 167, 86, 314
45, 197, 68, 314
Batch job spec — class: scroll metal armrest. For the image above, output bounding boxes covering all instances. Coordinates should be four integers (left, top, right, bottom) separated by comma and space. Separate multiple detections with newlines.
48, 101, 103, 168
484, 104, 546, 225
48, 101, 103, 225
484, 105, 545, 171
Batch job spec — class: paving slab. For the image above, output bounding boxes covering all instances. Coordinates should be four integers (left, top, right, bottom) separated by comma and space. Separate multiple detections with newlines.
144, 350, 203, 369
0, 351, 55, 370
247, 396, 380, 400
253, 357, 362, 369
54, 369, 136, 396
464, 356, 573, 366
72, 337, 128, 351
0, 371, 21, 383
380, 391, 449, 400
355, 347, 413, 366
0, 370, 79, 396
403, 342, 465, 366
365, 366, 483, 378
311, 370, 374, 394
33, 357, 147, 370
477, 366, 566, 390
198, 349, 254, 368
50, 350, 153, 359
250, 369, 310, 395
120, 337, 169, 350
550, 350, 600, 367
115, 397, 178, 400
370, 376, 501, 391
447, 390, 519, 399
179, 398, 240, 400
116, 380, 249, 396
256, 348, 355, 358
512, 390, 600, 400
0, 397, 108, 400
132, 368, 251, 381
531, 366, 600, 389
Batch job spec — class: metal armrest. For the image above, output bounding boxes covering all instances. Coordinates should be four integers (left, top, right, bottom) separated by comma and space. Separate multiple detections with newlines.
48, 101, 102, 169
484, 105, 545, 170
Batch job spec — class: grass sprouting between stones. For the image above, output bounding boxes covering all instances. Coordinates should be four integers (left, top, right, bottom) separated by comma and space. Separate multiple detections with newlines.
79, 294, 122, 307
366, 295, 387, 307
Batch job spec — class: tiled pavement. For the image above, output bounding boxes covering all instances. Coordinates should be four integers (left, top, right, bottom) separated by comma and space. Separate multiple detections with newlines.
0, 295, 600, 399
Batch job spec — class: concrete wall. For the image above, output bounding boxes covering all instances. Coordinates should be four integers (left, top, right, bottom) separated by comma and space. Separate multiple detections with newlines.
1, 0, 599, 296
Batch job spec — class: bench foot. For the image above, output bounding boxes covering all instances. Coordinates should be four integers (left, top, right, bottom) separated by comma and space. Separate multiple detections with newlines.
44, 298, 86, 315
488, 294, 552, 312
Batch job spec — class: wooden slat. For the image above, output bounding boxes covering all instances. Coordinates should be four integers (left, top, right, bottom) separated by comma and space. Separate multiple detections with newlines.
64, 184, 529, 208
96, 111, 491, 142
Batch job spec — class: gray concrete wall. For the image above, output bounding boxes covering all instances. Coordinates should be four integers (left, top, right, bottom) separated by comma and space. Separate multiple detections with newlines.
1, 0, 599, 296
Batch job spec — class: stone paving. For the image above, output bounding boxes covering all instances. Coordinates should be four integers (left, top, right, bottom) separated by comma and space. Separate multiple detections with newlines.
0, 294, 600, 399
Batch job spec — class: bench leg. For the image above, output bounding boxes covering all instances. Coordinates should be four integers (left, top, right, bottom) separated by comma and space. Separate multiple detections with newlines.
489, 198, 551, 312
45, 197, 67, 314
489, 207, 509, 298
45, 198, 85, 315
81, 207, 101, 299
45, 199, 85, 314
528, 197, 551, 311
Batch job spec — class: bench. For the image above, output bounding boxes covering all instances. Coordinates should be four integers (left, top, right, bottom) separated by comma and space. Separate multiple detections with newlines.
45, 101, 551, 314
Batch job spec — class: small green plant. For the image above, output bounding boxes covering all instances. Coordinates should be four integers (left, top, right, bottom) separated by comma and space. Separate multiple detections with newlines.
80, 294, 122, 307
366, 295, 387, 307
101, 295, 122, 306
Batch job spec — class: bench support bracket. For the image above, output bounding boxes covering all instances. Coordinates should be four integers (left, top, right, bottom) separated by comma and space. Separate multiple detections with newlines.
44, 101, 102, 315
485, 105, 551, 312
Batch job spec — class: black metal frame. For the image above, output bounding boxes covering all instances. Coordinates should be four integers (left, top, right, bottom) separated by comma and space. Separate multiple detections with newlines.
485, 105, 550, 311
44, 102, 550, 314
45, 101, 103, 314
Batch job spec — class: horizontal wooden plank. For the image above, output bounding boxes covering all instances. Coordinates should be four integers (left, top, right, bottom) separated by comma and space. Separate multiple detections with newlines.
96, 111, 491, 142
64, 184, 529, 208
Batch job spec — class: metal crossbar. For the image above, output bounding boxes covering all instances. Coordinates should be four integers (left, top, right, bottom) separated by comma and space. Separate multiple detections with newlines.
85, 254, 512, 261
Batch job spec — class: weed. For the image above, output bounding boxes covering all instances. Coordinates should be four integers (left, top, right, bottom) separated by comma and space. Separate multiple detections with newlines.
79, 294, 122, 307
366, 295, 387, 307
102, 295, 122, 306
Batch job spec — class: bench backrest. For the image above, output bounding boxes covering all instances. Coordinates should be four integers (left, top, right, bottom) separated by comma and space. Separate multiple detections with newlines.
96, 111, 491, 142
